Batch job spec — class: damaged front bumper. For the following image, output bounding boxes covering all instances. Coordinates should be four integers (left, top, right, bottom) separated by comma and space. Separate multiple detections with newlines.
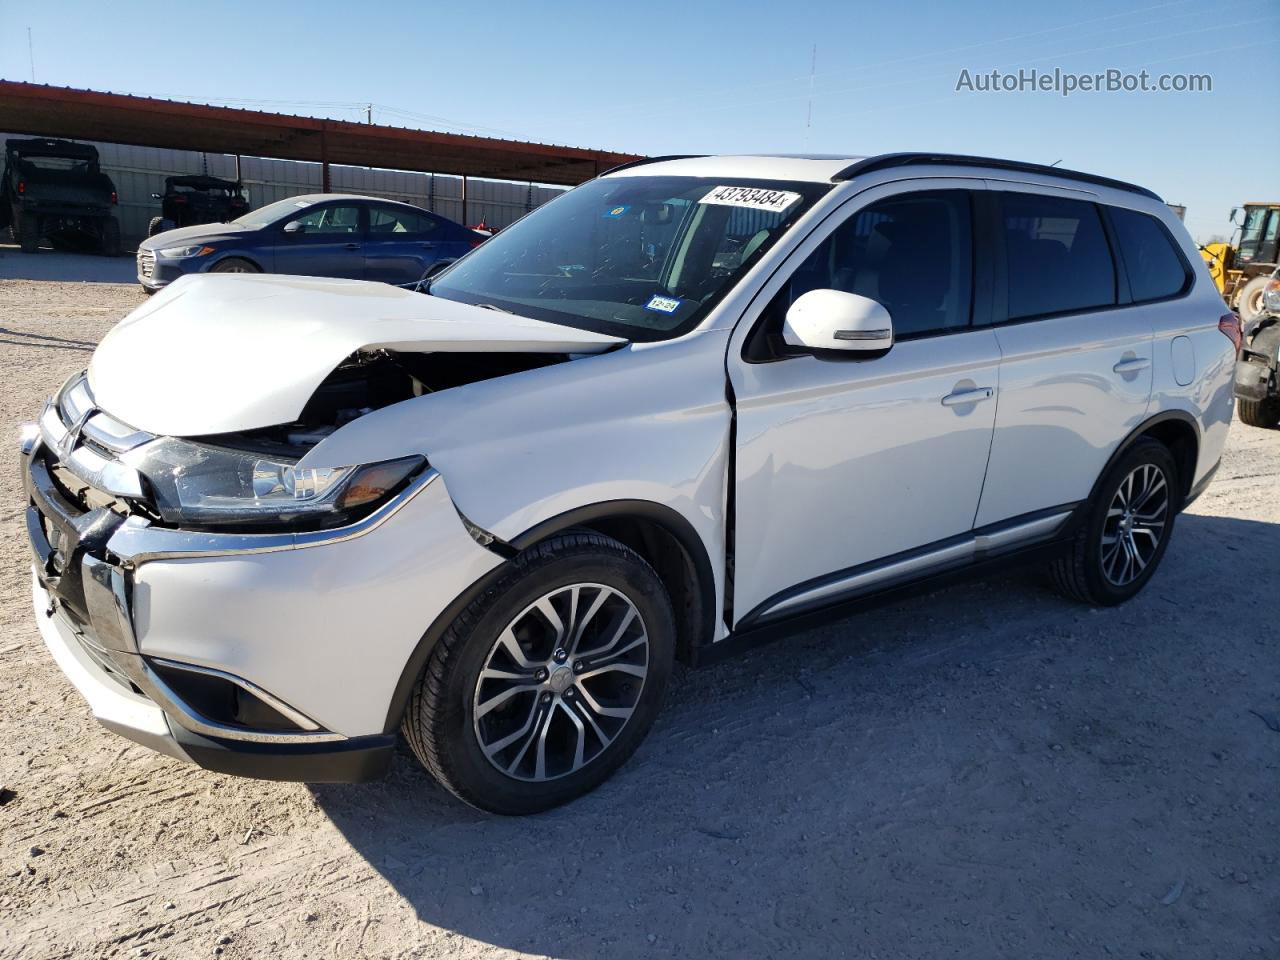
20, 386, 502, 783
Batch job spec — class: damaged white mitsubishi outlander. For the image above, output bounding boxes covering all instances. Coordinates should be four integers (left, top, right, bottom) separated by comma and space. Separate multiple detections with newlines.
22, 154, 1237, 814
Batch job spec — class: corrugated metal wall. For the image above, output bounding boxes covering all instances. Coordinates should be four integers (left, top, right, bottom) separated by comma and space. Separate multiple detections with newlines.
2, 133, 567, 245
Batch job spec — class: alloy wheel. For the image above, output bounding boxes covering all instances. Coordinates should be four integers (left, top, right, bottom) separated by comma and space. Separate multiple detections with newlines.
1100, 463, 1169, 586
472, 583, 649, 782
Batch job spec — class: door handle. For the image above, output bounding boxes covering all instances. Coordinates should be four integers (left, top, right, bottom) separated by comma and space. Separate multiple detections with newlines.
1112, 357, 1151, 374
344, 242, 361, 250
417, 241, 438, 248
941, 387, 994, 407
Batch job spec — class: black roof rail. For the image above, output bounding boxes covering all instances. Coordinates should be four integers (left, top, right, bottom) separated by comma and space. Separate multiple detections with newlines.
599, 154, 706, 177
831, 152, 1162, 202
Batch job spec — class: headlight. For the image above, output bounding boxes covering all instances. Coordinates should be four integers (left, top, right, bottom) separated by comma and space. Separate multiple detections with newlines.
121, 437, 425, 529
156, 244, 214, 259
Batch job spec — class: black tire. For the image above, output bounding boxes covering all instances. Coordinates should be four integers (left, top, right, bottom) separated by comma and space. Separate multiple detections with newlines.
210, 257, 259, 274
17, 213, 39, 253
147, 217, 172, 238
1050, 438, 1180, 606
403, 532, 676, 815
100, 218, 121, 257
1239, 397, 1280, 429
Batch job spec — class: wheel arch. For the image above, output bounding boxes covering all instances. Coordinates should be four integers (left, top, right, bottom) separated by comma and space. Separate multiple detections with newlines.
380, 499, 718, 735
508, 500, 718, 669
208, 252, 264, 272
1093, 410, 1200, 508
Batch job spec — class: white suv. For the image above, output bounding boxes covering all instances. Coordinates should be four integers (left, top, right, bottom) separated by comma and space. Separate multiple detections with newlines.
22, 153, 1237, 814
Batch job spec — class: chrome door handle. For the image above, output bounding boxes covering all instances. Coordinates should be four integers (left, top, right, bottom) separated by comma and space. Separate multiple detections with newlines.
941, 387, 994, 407
1112, 357, 1151, 374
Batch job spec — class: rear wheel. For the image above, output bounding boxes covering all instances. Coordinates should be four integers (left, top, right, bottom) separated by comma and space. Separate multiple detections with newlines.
17, 213, 39, 253
210, 257, 259, 274
100, 218, 121, 257
403, 532, 675, 815
1239, 397, 1280, 429
1050, 438, 1179, 606
147, 217, 175, 238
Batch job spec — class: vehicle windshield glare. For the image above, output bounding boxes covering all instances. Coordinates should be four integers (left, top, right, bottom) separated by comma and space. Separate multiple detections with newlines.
231, 196, 315, 229
429, 176, 829, 341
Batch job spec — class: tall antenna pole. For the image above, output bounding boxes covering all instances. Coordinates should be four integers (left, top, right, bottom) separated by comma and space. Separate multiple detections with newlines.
805, 43, 817, 145
27, 27, 36, 82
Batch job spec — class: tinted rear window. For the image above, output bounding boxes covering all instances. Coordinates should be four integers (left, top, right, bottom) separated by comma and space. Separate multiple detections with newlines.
1000, 193, 1116, 320
1108, 207, 1189, 302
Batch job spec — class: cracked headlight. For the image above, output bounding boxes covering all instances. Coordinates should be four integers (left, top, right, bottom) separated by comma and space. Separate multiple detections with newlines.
122, 437, 424, 529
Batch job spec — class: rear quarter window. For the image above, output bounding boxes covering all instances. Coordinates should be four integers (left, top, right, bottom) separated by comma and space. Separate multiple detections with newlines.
1107, 207, 1191, 303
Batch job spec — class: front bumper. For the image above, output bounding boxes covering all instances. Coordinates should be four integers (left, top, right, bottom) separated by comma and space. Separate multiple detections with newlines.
136, 250, 194, 290
20, 381, 503, 782
30, 573, 394, 782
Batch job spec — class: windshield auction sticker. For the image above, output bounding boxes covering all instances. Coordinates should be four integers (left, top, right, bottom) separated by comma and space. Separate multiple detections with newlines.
700, 185, 801, 213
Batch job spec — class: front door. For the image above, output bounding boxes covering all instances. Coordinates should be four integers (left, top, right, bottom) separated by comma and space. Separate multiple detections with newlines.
729, 183, 1000, 623
271, 203, 366, 280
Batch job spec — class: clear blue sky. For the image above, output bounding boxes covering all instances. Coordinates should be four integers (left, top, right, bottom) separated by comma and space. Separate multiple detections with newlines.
3, 0, 1277, 243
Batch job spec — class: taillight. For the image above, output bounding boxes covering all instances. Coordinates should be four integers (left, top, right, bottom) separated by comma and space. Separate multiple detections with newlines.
110, 191, 118, 205
1219, 312, 1242, 355
16, 180, 24, 194
173, 195, 186, 204
468, 235, 486, 248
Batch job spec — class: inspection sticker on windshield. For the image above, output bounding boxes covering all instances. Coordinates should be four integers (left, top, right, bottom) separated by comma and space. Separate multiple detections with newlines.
645, 294, 683, 314
700, 185, 801, 213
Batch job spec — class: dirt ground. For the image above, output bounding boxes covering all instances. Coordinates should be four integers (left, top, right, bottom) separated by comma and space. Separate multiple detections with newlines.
0, 261, 1277, 960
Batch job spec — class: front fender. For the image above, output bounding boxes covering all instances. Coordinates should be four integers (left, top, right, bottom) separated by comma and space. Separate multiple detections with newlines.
299, 329, 733, 624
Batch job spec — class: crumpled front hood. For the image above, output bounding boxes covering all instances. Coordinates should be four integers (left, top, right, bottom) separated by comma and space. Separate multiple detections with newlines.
88, 273, 624, 437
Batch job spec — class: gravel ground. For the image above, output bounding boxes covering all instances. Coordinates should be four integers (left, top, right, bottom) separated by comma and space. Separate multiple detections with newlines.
0, 266, 1277, 960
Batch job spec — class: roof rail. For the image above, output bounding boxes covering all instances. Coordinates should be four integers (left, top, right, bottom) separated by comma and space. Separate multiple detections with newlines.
831, 153, 1162, 202
599, 154, 706, 177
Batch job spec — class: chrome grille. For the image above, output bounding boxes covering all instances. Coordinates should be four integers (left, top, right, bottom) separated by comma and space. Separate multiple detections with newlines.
137, 249, 155, 280
38, 374, 153, 502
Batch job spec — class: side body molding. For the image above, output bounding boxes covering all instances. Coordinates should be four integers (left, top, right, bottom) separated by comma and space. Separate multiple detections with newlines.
300, 328, 734, 639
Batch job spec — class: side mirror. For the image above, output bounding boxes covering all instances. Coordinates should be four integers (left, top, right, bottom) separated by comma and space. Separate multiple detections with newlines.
782, 289, 894, 354
150, 193, 162, 200
283, 220, 306, 235
1229, 207, 1240, 224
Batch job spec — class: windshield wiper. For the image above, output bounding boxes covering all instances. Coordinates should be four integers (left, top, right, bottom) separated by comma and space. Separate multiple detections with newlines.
475, 303, 513, 314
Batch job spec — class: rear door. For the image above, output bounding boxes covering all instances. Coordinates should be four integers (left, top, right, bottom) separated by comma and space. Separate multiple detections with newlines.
974, 185, 1154, 527
270, 203, 366, 279
364, 205, 454, 284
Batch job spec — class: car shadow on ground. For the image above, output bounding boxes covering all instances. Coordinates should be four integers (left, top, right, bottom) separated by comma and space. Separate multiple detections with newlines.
0, 243, 137, 283
312, 512, 1278, 959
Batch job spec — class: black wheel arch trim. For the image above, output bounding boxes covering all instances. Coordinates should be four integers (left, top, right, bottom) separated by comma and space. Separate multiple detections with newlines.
381, 499, 718, 734
1092, 410, 1201, 507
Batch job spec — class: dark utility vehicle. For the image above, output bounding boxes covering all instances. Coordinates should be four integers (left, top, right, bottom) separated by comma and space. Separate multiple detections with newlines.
1235, 267, 1280, 429
148, 175, 251, 237
0, 139, 121, 255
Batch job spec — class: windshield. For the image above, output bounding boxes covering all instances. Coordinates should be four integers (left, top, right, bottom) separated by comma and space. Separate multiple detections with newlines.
428, 175, 828, 341
231, 196, 316, 229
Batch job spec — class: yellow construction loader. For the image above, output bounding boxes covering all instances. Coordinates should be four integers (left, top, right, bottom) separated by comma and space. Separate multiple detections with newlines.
1200, 202, 1279, 321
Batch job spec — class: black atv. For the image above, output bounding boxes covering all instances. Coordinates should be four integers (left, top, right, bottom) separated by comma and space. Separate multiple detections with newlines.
0, 138, 121, 255
148, 175, 250, 237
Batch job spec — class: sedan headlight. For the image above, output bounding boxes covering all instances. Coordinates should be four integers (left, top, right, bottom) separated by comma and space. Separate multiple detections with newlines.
122, 437, 425, 529
156, 244, 215, 259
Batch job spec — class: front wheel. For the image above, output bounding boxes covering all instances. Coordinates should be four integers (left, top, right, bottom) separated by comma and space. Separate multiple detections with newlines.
1050, 438, 1179, 606
210, 257, 259, 274
402, 532, 675, 815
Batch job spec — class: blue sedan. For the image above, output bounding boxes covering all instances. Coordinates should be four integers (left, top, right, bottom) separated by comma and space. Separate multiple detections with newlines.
136, 193, 484, 293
